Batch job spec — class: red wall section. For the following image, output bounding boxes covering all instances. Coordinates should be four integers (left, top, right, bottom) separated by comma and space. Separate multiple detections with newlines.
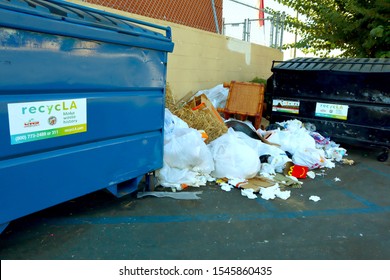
86, 0, 223, 33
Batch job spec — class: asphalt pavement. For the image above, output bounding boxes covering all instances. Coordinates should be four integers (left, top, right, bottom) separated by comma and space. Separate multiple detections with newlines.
1, 144, 389, 260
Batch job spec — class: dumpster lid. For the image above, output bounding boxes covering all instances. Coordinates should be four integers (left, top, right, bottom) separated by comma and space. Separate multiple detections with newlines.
272, 58, 390, 73
0, 0, 173, 51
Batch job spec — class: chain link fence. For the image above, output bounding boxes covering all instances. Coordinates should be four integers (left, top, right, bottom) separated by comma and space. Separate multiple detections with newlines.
223, 0, 285, 49
223, 15, 285, 49
82, 0, 223, 33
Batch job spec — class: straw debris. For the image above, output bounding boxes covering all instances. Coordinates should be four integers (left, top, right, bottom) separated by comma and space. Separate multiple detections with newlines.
166, 85, 227, 143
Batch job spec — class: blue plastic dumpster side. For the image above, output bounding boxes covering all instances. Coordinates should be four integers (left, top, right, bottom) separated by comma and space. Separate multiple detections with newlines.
0, 0, 174, 233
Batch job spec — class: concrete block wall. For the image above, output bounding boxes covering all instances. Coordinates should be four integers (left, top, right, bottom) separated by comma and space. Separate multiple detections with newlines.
71, 0, 283, 100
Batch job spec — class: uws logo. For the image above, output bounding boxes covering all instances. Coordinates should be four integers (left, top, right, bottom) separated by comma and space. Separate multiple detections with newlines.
24, 118, 40, 128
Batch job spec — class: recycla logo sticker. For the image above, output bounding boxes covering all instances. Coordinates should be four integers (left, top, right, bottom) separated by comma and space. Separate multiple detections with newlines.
20, 100, 78, 115
7, 98, 87, 145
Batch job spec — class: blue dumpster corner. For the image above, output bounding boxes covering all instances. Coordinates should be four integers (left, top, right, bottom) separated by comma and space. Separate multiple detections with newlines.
0, 0, 174, 233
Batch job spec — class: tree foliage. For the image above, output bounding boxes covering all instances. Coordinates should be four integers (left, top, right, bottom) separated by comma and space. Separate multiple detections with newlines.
267, 0, 390, 58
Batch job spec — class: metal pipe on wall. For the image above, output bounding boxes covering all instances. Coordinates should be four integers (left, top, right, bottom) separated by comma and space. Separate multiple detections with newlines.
211, 0, 220, 34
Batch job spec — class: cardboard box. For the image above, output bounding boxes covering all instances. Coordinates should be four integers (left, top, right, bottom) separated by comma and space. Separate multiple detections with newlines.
190, 94, 225, 124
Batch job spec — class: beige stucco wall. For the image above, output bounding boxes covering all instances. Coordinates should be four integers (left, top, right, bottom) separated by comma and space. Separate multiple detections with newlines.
71, 1, 283, 100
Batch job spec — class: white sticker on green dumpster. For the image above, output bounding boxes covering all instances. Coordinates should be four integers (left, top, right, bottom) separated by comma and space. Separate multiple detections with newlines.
272, 99, 300, 114
315, 102, 349, 120
7, 98, 87, 145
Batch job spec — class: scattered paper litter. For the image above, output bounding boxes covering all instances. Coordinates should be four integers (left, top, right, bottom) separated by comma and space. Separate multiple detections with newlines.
309, 195, 321, 202
240, 176, 276, 193
334, 177, 341, 182
276, 188, 291, 200
307, 171, 316, 179
259, 183, 291, 200
228, 178, 247, 187
285, 175, 303, 185
220, 183, 234, 192
241, 188, 257, 199
315, 170, 327, 177
272, 173, 302, 188
137, 191, 202, 200
342, 159, 354, 165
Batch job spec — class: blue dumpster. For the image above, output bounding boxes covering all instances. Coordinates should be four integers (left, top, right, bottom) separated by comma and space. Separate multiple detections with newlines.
0, 0, 174, 233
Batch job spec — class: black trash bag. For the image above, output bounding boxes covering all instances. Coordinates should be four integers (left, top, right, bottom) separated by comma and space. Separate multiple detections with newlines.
225, 119, 261, 140
259, 154, 271, 163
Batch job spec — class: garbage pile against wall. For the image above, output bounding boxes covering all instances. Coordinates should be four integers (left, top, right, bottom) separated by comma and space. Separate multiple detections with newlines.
165, 85, 227, 143
156, 84, 351, 200
156, 109, 214, 190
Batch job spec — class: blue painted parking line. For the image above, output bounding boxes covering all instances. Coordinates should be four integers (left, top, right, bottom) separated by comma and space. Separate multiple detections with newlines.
255, 197, 279, 211
46, 205, 390, 226
40, 166, 390, 228
359, 163, 390, 179
323, 179, 380, 208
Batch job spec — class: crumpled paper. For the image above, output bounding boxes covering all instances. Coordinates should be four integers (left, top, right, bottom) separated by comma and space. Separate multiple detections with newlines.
241, 188, 257, 199
259, 184, 291, 200
309, 195, 321, 202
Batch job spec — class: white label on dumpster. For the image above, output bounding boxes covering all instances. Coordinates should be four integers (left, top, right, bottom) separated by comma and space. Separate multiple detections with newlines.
7, 98, 87, 145
272, 99, 300, 114
315, 102, 349, 120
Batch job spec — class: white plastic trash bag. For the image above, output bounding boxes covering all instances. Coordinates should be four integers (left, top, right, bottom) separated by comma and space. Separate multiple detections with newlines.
156, 162, 207, 189
266, 128, 316, 155
292, 147, 328, 169
157, 111, 215, 190
277, 119, 304, 132
156, 163, 198, 188
164, 128, 214, 173
195, 84, 229, 109
234, 130, 291, 173
208, 128, 260, 179
164, 108, 188, 137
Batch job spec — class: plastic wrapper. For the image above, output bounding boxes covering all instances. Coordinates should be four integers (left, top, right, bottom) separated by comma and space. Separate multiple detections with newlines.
310, 131, 330, 147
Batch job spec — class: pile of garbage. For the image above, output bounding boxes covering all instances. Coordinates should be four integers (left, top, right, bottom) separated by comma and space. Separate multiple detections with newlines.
155, 84, 351, 201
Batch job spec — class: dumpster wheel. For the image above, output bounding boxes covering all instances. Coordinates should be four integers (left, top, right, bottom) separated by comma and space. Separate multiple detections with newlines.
377, 148, 389, 162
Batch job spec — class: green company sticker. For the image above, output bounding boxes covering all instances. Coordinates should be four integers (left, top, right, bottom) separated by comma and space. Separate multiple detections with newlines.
10, 124, 87, 145
8, 99, 87, 145
315, 102, 349, 120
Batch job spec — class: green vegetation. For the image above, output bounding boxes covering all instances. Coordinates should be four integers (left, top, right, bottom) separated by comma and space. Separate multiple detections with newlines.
249, 77, 267, 85
267, 0, 390, 58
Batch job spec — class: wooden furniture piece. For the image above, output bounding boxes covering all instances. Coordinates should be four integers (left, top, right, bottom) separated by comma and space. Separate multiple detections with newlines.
218, 81, 265, 129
